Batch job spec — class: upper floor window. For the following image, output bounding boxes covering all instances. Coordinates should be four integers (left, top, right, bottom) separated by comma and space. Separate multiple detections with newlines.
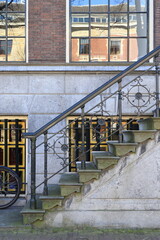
70, 0, 149, 62
0, 0, 26, 62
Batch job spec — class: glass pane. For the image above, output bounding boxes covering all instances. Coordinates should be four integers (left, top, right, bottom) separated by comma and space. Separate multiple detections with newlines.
71, 14, 89, 37
0, 148, 3, 165
7, 0, 25, 12
110, 39, 127, 61
91, 14, 108, 37
9, 148, 22, 165
91, 38, 108, 62
0, 38, 6, 61
129, 0, 147, 12
7, 13, 25, 36
129, 13, 147, 37
0, 13, 6, 36
129, 38, 147, 61
110, 14, 128, 37
8, 38, 25, 61
72, 38, 89, 62
71, 0, 89, 12
110, 0, 128, 12
0, 0, 6, 11
91, 0, 108, 12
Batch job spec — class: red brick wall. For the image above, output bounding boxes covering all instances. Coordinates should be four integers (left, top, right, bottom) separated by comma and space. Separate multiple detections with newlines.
28, 0, 66, 63
154, 0, 160, 48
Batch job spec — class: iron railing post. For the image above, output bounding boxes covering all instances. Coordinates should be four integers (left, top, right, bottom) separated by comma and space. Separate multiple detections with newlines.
30, 137, 36, 209
118, 79, 123, 143
81, 106, 86, 169
43, 131, 48, 195
155, 54, 160, 117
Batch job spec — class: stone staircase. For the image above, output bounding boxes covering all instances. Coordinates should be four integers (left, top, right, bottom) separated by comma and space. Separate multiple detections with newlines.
21, 117, 160, 227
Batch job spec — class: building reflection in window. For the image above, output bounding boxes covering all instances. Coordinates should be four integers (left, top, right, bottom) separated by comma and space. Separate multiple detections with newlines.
70, 0, 149, 62
0, 0, 25, 62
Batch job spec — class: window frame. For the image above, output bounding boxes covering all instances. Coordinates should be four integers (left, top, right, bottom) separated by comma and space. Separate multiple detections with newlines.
70, 0, 150, 63
0, 0, 26, 62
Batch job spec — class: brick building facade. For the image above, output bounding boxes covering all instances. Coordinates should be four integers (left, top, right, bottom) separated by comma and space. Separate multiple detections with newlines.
0, 1, 160, 228
26, 0, 158, 63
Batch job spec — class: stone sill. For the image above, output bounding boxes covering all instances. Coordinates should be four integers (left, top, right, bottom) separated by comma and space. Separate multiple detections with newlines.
0, 64, 155, 73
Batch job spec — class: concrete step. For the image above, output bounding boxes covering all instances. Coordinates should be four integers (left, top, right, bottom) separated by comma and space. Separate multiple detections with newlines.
39, 184, 64, 210
76, 161, 101, 183
21, 200, 45, 225
107, 141, 138, 156
92, 151, 120, 170
123, 130, 156, 143
138, 117, 160, 130
59, 173, 83, 197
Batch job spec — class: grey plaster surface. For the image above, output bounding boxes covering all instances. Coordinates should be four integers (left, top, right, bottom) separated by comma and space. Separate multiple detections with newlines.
0, 228, 160, 240
0, 206, 23, 228
0, 207, 160, 239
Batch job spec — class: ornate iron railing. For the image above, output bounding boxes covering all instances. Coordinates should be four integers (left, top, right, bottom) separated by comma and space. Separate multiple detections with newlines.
23, 46, 160, 209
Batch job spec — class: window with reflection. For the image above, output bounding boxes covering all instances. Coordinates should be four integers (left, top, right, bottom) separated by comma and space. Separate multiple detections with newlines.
70, 0, 149, 62
0, 0, 25, 62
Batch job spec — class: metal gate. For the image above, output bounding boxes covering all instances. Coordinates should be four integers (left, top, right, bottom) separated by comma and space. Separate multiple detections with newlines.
0, 118, 26, 193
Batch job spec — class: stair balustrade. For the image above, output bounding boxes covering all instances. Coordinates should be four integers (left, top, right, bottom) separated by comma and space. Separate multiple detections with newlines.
23, 46, 160, 209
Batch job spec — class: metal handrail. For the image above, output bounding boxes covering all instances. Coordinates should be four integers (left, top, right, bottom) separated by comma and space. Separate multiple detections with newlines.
23, 46, 160, 139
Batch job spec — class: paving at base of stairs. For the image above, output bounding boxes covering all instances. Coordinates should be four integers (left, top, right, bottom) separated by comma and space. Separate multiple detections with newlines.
0, 207, 160, 240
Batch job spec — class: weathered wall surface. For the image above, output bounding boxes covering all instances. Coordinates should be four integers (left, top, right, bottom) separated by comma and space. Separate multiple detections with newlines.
43, 132, 160, 228
0, 67, 157, 193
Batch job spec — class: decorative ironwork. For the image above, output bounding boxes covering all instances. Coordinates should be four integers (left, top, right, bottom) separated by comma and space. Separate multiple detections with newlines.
22, 47, 160, 209
122, 76, 156, 114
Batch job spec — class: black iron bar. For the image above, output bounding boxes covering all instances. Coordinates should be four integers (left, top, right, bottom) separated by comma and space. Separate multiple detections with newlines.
43, 131, 48, 196
30, 138, 36, 209
81, 106, 86, 169
118, 80, 123, 143
155, 54, 160, 117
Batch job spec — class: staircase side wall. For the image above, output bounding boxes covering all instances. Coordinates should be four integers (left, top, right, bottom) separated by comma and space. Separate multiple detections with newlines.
43, 131, 160, 228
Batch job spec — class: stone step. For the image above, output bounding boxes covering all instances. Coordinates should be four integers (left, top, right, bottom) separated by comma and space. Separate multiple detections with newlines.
92, 151, 120, 170
76, 161, 101, 183
39, 184, 64, 210
138, 117, 160, 130
107, 141, 138, 156
123, 130, 156, 143
21, 200, 45, 225
59, 173, 83, 197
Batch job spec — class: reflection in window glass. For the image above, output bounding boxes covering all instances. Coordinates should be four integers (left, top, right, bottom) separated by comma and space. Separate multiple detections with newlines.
0, 39, 7, 55
8, 38, 25, 61
91, 14, 108, 37
79, 38, 89, 54
129, 38, 147, 61
110, 14, 127, 37
0, 15, 6, 36
110, 0, 128, 12
91, 38, 108, 62
129, 13, 147, 37
71, 14, 89, 37
129, 0, 147, 12
91, 0, 108, 12
70, 0, 148, 62
0, 0, 25, 61
110, 39, 127, 61
71, 0, 89, 12
7, 13, 25, 37
72, 38, 89, 62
